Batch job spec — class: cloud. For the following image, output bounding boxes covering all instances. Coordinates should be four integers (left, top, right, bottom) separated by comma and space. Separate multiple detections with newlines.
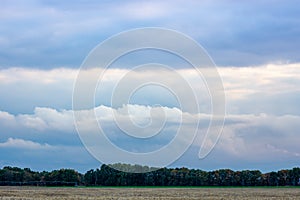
220, 63, 300, 97
0, 67, 76, 84
219, 63, 300, 115
181, 112, 300, 171
1, 104, 300, 171
1, 63, 300, 114
0, 67, 75, 113
0, 138, 53, 150
0, 63, 299, 170
0, 138, 98, 172
212, 114, 300, 161
1, 0, 300, 67
0, 104, 199, 138
0, 107, 75, 132
0, 111, 15, 124
1, 0, 299, 171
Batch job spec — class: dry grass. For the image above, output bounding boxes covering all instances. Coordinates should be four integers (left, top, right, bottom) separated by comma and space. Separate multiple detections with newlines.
0, 186, 299, 200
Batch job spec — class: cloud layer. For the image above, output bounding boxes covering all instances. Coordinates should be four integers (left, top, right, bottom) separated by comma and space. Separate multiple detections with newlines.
0, 63, 299, 171
0, 104, 299, 171
1, 0, 300, 67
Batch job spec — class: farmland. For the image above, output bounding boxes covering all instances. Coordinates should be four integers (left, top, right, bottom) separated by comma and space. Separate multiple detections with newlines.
0, 187, 299, 200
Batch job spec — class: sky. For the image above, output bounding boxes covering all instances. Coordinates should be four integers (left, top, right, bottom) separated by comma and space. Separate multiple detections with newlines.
0, 0, 300, 173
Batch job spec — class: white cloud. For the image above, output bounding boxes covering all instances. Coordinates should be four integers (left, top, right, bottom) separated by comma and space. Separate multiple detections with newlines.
1, 104, 300, 162
0, 138, 53, 150
0, 107, 75, 132
1, 63, 300, 115
0, 111, 16, 124
0, 67, 76, 84
219, 63, 300, 100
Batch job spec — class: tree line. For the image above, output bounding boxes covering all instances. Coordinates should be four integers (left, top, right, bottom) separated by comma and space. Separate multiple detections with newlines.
0, 164, 300, 186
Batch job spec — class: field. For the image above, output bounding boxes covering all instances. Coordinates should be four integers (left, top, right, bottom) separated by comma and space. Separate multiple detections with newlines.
0, 187, 300, 200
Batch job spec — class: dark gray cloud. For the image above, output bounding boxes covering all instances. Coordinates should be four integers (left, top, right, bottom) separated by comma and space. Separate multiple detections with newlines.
1, 0, 300, 68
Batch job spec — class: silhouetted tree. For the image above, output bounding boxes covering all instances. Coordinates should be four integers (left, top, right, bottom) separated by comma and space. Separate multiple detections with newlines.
0, 164, 299, 187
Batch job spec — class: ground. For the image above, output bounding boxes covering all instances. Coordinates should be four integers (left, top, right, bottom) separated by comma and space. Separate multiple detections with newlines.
0, 186, 299, 199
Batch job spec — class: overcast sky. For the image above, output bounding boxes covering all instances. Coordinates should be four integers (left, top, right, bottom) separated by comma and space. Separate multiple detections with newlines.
0, 0, 300, 172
